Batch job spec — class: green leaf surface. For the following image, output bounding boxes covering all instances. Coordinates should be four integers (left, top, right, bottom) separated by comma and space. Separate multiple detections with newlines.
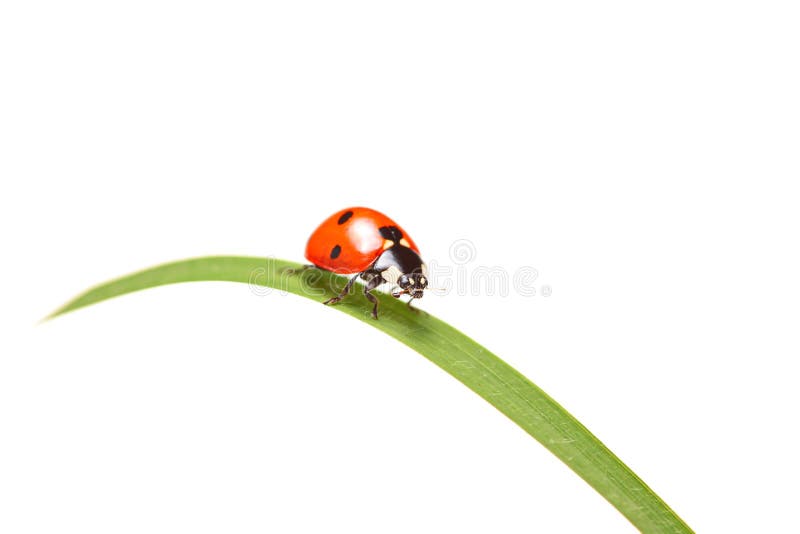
46, 255, 692, 533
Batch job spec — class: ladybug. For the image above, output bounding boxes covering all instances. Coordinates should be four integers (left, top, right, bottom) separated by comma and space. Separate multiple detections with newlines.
304, 207, 428, 318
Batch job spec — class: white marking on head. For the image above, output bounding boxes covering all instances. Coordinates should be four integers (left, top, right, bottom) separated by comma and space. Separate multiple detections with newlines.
382, 265, 402, 285
408, 278, 415, 286
419, 276, 426, 285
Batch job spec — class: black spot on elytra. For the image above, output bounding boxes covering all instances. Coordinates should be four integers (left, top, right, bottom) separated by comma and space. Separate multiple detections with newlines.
330, 244, 342, 259
379, 226, 403, 242
337, 210, 354, 225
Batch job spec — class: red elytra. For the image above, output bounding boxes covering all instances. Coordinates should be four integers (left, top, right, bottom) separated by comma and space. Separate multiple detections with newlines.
303, 207, 428, 318
305, 207, 419, 272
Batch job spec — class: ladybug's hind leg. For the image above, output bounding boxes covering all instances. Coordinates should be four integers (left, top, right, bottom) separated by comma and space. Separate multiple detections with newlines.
282, 264, 314, 276
323, 274, 359, 306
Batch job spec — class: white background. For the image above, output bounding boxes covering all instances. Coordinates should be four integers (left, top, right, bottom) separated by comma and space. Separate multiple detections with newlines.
1, 2, 799, 533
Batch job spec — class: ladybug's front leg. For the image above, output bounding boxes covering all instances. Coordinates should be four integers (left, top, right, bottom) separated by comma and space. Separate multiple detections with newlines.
392, 289, 423, 315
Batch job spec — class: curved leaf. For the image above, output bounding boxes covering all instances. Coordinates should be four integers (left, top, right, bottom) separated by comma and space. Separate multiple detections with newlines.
46, 256, 692, 533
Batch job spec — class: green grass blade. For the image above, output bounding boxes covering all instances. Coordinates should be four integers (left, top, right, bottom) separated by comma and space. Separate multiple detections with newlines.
45, 255, 692, 533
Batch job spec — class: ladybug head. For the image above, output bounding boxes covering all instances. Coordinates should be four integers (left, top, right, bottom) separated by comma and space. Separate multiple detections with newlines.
398, 271, 428, 299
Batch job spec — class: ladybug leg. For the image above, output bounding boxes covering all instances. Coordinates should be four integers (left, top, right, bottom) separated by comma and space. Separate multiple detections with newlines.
363, 276, 384, 319
323, 274, 359, 306
406, 296, 425, 315
282, 264, 314, 276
